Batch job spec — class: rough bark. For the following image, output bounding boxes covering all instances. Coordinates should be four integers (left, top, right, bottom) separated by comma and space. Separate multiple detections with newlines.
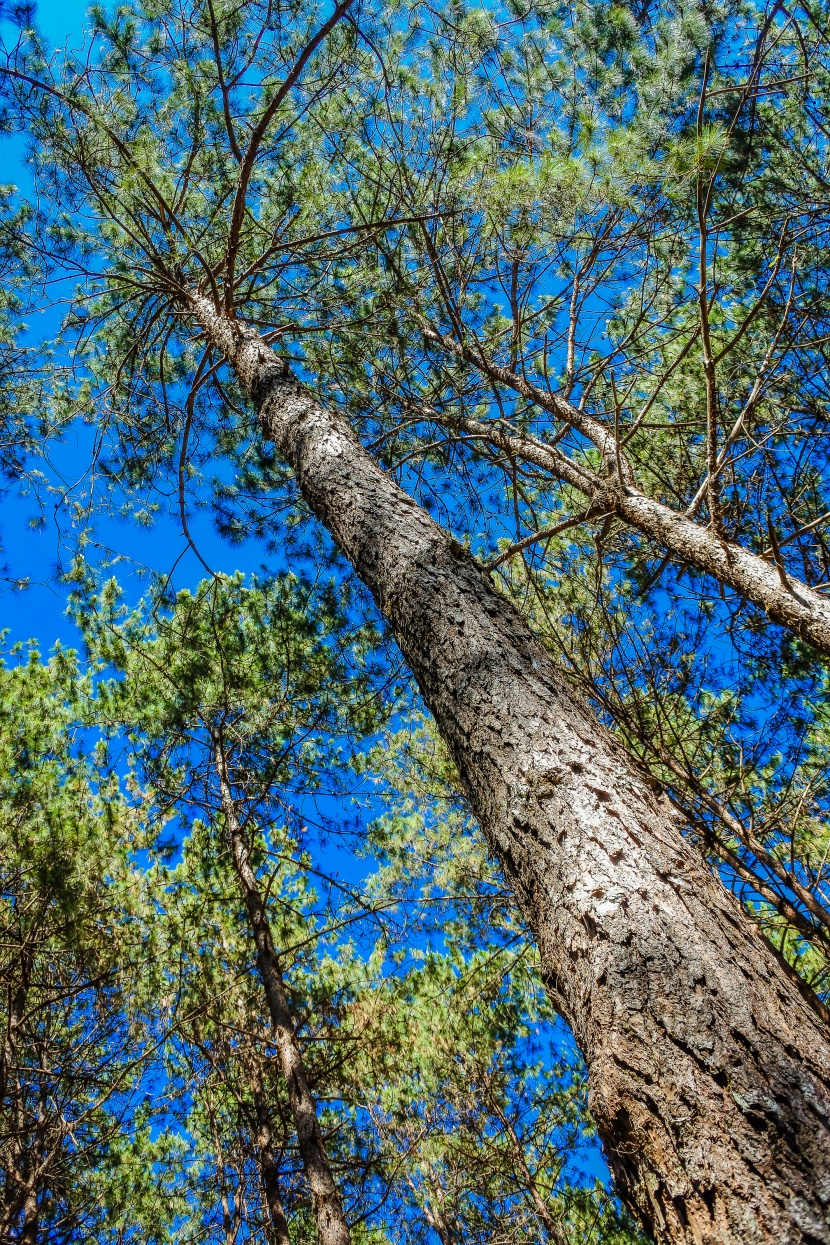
214, 735, 350, 1245
20, 1184, 38, 1245
192, 294, 830, 1245
0, 938, 34, 1240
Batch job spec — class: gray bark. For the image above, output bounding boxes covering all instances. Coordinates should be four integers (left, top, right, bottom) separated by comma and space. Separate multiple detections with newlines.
448, 410, 830, 656
192, 294, 830, 1245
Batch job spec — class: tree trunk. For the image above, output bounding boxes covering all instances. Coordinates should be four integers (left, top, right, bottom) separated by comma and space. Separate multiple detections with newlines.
248, 1059, 292, 1245
448, 410, 830, 655
481, 1070, 568, 1245
1, 937, 34, 1241
20, 1183, 38, 1245
207, 1094, 236, 1245
192, 294, 830, 1245
213, 735, 350, 1245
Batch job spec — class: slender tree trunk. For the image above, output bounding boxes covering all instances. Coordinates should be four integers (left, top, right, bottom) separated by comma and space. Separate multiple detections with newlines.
207, 1094, 236, 1245
248, 1054, 292, 1245
406, 1175, 461, 1245
20, 1184, 38, 1245
192, 295, 830, 1245
448, 411, 830, 654
213, 735, 350, 1245
1, 936, 34, 1240
481, 1073, 567, 1245
20, 1074, 48, 1245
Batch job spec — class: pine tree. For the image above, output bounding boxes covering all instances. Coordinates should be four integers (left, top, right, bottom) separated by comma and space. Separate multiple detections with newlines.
3, 0, 830, 1237
0, 642, 185, 1242
80, 572, 643, 1243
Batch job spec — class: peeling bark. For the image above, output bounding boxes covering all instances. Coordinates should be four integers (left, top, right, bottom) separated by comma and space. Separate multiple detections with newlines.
192, 295, 830, 1245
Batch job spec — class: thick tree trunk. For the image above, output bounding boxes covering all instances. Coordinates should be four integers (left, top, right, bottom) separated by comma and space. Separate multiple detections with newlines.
192, 295, 830, 1245
213, 735, 350, 1245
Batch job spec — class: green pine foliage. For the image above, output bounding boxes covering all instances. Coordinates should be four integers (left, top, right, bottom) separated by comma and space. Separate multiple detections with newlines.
0, 641, 187, 1242
4, 0, 826, 998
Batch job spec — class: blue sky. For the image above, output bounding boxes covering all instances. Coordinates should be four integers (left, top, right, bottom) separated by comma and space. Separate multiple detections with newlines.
2, 3, 80, 646
1, 0, 270, 651
7, 0, 266, 634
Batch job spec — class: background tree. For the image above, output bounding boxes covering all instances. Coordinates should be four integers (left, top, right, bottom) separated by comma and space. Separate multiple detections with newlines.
79, 572, 642, 1243
0, 641, 186, 1243
85, 570, 382, 1245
